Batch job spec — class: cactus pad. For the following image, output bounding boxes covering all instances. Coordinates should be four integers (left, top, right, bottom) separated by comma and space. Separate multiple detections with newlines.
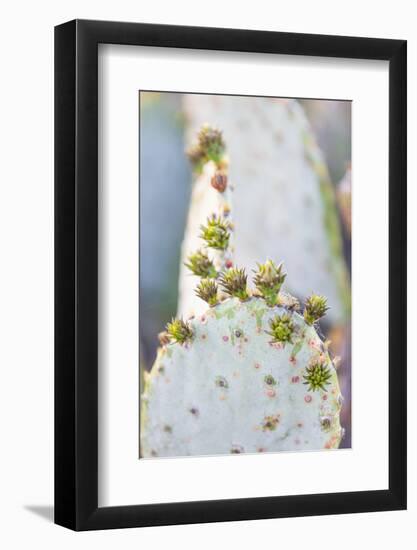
141, 296, 343, 458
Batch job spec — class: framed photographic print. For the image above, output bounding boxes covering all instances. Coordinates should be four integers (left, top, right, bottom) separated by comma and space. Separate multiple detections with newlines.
55, 20, 407, 530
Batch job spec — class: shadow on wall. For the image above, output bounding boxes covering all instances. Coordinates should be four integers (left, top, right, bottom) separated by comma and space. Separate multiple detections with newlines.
24, 505, 54, 523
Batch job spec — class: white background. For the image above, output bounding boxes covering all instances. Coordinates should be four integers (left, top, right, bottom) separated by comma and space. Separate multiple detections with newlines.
0, 1, 414, 549
99, 46, 389, 506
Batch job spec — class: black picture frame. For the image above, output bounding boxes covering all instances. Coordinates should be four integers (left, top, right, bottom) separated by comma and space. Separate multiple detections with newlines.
55, 19, 407, 531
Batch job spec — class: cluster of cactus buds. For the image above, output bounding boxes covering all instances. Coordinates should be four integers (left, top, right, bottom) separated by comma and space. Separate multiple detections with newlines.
184, 249, 217, 278
253, 259, 286, 306
200, 215, 231, 250
178, 125, 234, 318
195, 279, 219, 307
167, 256, 334, 359
218, 267, 249, 301
267, 313, 295, 344
184, 244, 330, 332
166, 318, 193, 345
303, 294, 329, 325
303, 362, 332, 392
187, 124, 226, 173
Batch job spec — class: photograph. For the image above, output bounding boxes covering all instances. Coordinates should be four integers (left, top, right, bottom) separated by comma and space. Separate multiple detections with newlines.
139, 91, 352, 459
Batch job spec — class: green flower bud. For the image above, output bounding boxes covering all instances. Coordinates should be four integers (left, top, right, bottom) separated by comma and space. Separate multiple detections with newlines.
200, 215, 230, 250
303, 293, 329, 325
166, 318, 193, 345
195, 279, 219, 307
303, 363, 332, 392
267, 313, 294, 344
184, 249, 217, 278
253, 259, 286, 306
219, 267, 249, 301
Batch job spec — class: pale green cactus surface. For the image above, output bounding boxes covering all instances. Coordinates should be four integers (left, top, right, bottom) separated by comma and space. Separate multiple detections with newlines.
141, 295, 343, 458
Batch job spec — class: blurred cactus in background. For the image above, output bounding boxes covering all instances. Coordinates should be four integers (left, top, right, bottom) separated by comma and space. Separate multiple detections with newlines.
180, 95, 350, 326
336, 165, 352, 270
300, 99, 351, 186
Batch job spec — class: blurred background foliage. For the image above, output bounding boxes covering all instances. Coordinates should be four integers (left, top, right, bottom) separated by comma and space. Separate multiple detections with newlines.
139, 93, 191, 363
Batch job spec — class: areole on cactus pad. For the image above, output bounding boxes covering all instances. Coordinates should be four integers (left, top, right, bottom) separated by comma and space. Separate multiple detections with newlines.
140, 125, 344, 458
